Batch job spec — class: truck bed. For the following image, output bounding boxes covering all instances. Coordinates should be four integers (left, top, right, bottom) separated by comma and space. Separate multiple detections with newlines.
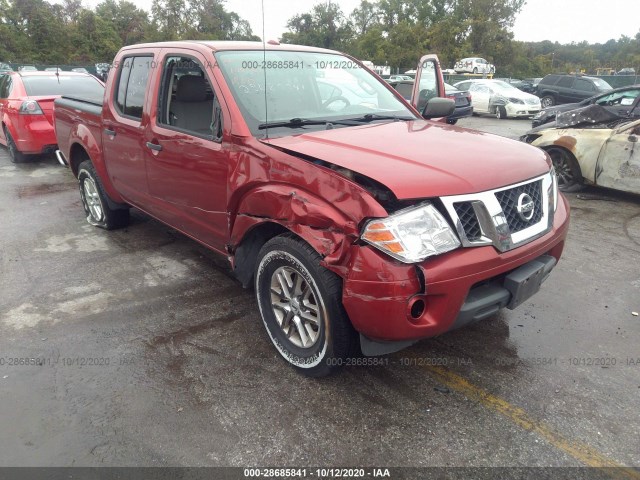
54, 95, 104, 171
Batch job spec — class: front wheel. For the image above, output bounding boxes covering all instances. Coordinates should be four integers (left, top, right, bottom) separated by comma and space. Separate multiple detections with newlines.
495, 105, 507, 119
78, 160, 129, 229
472, 67, 478, 74
540, 95, 555, 108
547, 147, 584, 192
255, 234, 357, 377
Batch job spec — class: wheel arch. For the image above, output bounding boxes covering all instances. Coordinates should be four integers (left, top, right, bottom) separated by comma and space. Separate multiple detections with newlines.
229, 184, 362, 288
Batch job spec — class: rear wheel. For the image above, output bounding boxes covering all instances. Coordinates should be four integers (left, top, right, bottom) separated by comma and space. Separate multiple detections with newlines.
4, 128, 27, 163
547, 147, 584, 192
446, 119, 458, 125
540, 95, 555, 108
78, 160, 129, 229
495, 105, 507, 119
255, 234, 357, 377
472, 67, 478, 74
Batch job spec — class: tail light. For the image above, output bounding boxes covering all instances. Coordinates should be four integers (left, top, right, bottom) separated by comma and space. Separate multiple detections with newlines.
446, 94, 455, 99
19, 100, 43, 115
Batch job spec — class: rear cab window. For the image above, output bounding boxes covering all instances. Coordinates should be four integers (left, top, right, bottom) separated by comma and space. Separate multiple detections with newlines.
114, 56, 153, 120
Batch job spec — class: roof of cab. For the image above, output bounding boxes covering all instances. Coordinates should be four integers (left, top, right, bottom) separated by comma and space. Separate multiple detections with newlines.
119, 40, 340, 55
16, 71, 92, 77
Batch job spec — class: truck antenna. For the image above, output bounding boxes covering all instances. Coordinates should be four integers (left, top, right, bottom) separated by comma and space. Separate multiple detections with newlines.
262, 0, 269, 139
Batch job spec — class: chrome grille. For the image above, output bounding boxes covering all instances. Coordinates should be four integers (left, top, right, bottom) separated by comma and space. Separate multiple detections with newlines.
495, 180, 543, 233
440, 173, 553, 253
453, 202, 482, 241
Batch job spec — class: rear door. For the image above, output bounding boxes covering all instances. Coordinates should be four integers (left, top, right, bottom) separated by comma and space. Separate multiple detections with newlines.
410, 54, 445, 115
142, 49, 229, 253
596, 120, 640, 194
102, 54, 154, 204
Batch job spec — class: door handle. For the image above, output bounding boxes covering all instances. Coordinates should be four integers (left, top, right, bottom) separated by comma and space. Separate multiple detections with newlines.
146, 142, 162, 152
104, 128, 116, 137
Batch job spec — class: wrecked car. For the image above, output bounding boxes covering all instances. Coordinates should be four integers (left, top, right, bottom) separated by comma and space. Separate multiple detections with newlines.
532, 84, 640, 128
54, 41, 569, 377
522, 104, 640, 193
453, 79, 541, 119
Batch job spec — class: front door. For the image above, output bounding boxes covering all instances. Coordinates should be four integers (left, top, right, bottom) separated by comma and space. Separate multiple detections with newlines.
143, 51, 229, 253
596, 120, 640, 194
410, 54, 445, 115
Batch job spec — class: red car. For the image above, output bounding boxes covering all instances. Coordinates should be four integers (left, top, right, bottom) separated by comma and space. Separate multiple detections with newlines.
54, 42, 569, 376
0, 71, 104, 162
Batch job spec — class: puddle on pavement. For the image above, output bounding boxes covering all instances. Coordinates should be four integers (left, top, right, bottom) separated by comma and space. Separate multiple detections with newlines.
17, 182, 75, 198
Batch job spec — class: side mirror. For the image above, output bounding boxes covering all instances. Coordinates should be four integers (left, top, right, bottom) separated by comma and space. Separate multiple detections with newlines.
422, 97, 455, 119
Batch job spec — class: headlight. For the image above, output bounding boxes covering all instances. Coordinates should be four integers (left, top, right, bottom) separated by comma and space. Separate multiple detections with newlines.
520, 133, 542, 144
508, 97, 525, 104
361, 203, 461, 263
548, 168, 558, 212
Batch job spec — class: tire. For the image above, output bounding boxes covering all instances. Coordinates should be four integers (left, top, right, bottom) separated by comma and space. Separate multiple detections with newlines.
489, 67, 495, 74
446, 119, 458, 125
546, 147, 584, 192
495, 105, 507, 119
4, 127, 27, 163
472, 67, 478, 74
540, 95, 555, 108
255, 234, 357, 377
77, 160, 129, 229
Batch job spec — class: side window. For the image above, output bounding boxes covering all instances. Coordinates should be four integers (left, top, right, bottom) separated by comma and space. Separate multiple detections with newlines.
540, 75, 559, 85
557, 77, 574, 88
157, 55, 222, 141
0, 76, 13, 98
115, 58, 132, 112
114, 56, 152, 120
574, 79, 595, 92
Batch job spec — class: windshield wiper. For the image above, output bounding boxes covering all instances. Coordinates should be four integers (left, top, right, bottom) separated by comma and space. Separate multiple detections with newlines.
341, 113, 415, 123
258, 118, 358, 130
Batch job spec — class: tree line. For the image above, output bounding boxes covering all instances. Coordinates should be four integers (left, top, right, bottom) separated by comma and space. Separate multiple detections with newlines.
282, 0, 640, 77
0, 0, 259, 65
0, 0, 638, 78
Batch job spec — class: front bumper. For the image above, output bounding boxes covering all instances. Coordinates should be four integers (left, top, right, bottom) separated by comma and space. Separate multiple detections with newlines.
341, 194, 570, 343
505, 103, 541, 118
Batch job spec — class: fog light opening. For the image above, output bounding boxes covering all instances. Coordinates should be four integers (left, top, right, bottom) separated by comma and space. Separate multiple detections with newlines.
409, 297, 426, 320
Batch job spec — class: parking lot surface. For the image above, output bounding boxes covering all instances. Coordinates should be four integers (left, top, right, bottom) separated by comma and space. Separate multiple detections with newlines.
1, 117, 639, 471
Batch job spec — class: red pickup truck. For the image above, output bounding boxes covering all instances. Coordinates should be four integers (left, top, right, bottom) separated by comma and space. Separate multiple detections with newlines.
54, 41, 570, 376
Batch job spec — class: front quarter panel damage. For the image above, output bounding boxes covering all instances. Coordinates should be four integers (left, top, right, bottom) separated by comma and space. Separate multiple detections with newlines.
227, 139, 389, 285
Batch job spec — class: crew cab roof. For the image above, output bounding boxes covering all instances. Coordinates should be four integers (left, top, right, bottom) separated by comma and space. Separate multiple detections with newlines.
119, 40, 340, 55
16, 71, 91, 77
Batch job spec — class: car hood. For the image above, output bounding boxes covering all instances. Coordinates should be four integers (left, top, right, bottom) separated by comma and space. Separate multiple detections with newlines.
265, 120, 550, 199
501, 89, 539, 101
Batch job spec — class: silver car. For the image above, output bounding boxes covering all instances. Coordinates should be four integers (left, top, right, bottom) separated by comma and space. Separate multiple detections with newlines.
454, 57, 495, 75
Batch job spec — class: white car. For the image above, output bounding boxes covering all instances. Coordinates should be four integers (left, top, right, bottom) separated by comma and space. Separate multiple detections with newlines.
453, 79, 541, 119
454, 57, 495, 74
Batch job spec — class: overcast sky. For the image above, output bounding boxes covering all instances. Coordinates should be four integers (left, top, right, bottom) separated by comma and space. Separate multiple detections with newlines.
77, 0, 639, 45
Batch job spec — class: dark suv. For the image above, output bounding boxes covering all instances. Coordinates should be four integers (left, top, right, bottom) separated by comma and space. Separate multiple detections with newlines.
536, 74, 612, 108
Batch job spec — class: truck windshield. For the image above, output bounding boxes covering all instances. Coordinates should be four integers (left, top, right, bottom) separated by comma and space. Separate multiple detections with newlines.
22, 75, 104, 99
215, 50, 417, 137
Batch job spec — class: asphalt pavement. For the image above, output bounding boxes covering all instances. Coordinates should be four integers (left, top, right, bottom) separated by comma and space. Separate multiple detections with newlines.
0, 117, 639, 475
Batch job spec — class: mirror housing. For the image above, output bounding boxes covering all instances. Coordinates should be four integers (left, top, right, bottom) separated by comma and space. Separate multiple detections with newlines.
422, 97, 456, 119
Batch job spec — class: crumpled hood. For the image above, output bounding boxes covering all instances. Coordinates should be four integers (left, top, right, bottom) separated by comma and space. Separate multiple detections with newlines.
265, 120, 550, 199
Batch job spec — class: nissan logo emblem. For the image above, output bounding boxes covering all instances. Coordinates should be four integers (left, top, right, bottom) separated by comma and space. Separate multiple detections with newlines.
516, 193, 535, 221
